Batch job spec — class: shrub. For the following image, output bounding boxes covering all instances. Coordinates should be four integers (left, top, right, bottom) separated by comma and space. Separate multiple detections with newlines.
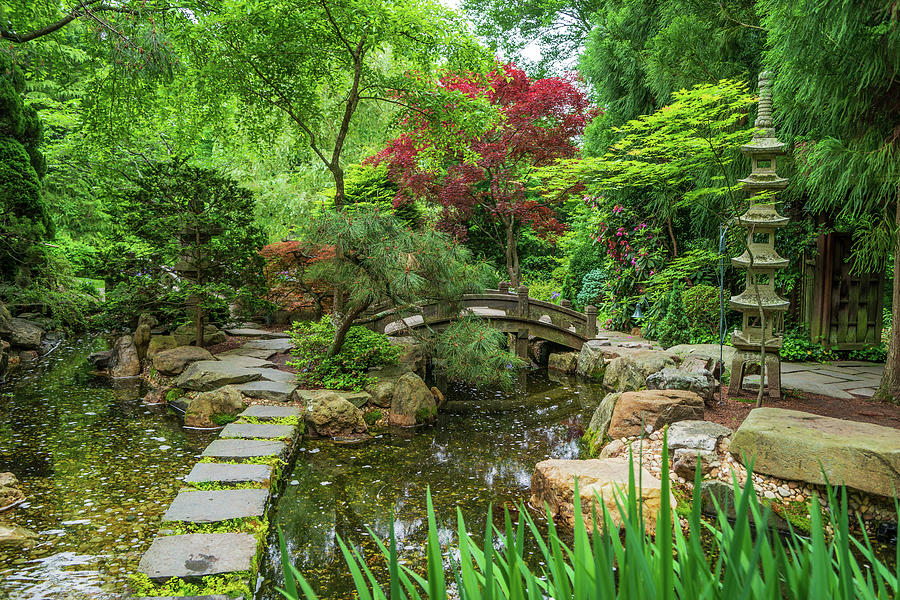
363, 410, 383, 426
287, 317, 399, 391
779, 324, 837, 362
650, 284, 692, 348
682, 284, 721, 336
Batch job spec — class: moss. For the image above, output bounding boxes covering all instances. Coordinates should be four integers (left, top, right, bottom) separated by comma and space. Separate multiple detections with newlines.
415, 406, 437, 424
238, 415, 300, 426
766, 498, 814, 533
364, 409, 383, 426
185, 480, 266, 492
165, 388, 184, 403
211, 412, 239, 426
168, 516, 268, 538
129, 572, 251, 599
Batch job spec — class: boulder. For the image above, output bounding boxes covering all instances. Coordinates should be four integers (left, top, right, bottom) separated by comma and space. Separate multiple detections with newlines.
430, 386, 445, 409
184, 385, 244, 428
530, 458, 675, 534
680, 354, 718, 376
646, 367, 716, 404
174, 360, 260, 392
0, 317, 42, 349
607, 390, 705, 439
548, 352, 579, 374
137, 313, 158, 331
173, 324, 227, 347
603, 350, 677, 393
667, 420, 732, 453
364, 366, 408, 407
389, 336, 426, 374
668, 344, 735, 376
389, 372, 436, 426
0, 472, 24, 509
87, 350, 112, 369
672, 448, 717, 479
585, 392, 621, 455
0, 523, 38, 549
576, 340, 610, 380
142, 385, 170, 405
599, 439, 626, 459
147, 335, 179, 358
699, 480, 790, 530
305, 391, 368, 437
134, 322, 151, 361
0, 340, 8, 380
730, 408, 900, 498
152, 346, 214, 376
109, 335, 141, 378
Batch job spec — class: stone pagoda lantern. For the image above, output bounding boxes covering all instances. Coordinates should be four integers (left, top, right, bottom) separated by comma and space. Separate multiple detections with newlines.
727, 71, 790, 400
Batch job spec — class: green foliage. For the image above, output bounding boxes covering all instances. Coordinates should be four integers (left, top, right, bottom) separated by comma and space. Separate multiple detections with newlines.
211, 413, 239, 426
649, 284, 692, 348
681, 284, 721, 339
287, 318, 399, 391
164, 388, 184, 404
327, 164, 422, 229
278, 434, 900, 600
644, 250, 721, 302
364, 410, 384, 426
129, 572, 251, 600
430, 317, 525, 390
847, 344, 888, 363
414, 405, 437, 424
779, 324, 836, 363
575, 268, 607, 309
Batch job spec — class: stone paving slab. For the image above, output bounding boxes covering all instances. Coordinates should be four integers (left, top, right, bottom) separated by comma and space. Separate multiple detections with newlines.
241, 338, 293, 352
163, 489, 269, 523
184, 462, 273, 486
239, 405, 302, 420
214, 355, 276, 369
138, 533, 257, 580
252, 368, 297, 384
847, 387, 878, 397
216, 347, 278, 360
235, 380, 297, 402
173, 361, 261, 392
219, 423, 296, 439
224, 328, 290, 339
200, 438, 287, 459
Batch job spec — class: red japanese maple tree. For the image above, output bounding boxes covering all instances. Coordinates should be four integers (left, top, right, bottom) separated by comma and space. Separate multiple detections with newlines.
370, 64, 593, 286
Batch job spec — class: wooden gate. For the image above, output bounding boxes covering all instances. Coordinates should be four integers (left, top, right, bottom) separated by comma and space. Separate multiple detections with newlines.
802, 232, 884, 349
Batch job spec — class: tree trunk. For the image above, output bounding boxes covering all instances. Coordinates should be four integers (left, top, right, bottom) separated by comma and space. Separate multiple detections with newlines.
194, 226, 205, 347
326, 302, 370, 358
505, 221, 520, 287
332, 164, 345, 208
875, 196, 900, 404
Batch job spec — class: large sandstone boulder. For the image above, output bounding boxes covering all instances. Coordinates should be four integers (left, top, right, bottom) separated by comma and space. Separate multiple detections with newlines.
603, 350, 677, 393
173, 324, 227, 347
133, 322, 151, 361
389, 372, 436, 426
584, 392, 621, 455
152, 346, 214, 376
364, 366, 409, 407
174, 360, 260, 391
646, 367, 716, 404
548, 352, 579, 375
530, 458, 675, 534
731, 408, 900, 498
109, 335, 141, 378
305, 391, 368, 437
147, 335, 179, 358
607, 390, 704, 439
576, 340, 611, 380
184, 385, 244, 428
0, 317, 42, 349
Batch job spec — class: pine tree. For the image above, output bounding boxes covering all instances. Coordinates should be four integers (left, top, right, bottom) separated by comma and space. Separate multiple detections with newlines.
761, 0, 900, 403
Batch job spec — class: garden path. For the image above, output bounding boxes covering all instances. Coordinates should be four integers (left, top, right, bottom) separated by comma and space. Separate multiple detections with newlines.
745, 361, 885, 399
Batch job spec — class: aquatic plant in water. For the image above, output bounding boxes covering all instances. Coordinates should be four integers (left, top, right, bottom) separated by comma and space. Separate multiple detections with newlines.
276, 432, 899, 599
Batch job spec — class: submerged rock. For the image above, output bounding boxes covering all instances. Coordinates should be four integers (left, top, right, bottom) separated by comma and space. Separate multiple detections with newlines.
530, 458, 675, 534
0, 523, 38, 549
607, 390, 704, 439
0, 472, 24, 510
548, 351, 579, 375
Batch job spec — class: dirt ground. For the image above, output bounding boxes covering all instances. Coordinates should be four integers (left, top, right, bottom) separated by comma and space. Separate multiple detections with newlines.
705, 388, 900, 431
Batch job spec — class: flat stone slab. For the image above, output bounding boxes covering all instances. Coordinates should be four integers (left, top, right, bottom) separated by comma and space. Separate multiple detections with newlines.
219, 423, 296, 439
138, 533, 257, 580
241, 338, 293, 352
184, 462, 273, 486
214, 355, 276, 369
224, 328, 290, 339
251, 368, 297, 384
731, 408, 900, 498
216, 347, 278, 360
667, 420, 732, 452
173, 361, 261, 392
162, 489, 269, 523
235, 380, 297, 402
239, 405, 302, 420
200, 438, 287, 459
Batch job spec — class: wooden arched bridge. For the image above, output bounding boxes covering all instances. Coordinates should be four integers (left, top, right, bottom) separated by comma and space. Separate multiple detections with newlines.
356, 283, 600, 359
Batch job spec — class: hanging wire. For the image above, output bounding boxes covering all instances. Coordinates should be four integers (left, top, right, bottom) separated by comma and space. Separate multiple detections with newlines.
718, 224, 729, 405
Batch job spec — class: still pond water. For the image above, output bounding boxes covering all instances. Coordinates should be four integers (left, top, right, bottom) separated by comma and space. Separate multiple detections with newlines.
0, 338, 604, 599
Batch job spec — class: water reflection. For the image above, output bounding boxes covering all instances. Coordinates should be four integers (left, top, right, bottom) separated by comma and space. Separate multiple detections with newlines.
0, 337, 215, 599
260, 371, 605, 599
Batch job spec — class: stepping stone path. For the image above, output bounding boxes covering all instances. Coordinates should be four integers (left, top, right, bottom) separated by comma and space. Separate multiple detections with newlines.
239, 405, 302, 420
138, 533, 258, 580
174, 361, 261, 392
224, 328, 290, 339
214, 355, 277, 369
219, 423, 295, 439
201, 438, 288, 459
241, 338, 293, 352
139, 400, 302, 587
184, 462, 273, 486
252, 368, 297, 384
162, 489, 269, 523
235, 380, 297, 402
216, 347, 279, 360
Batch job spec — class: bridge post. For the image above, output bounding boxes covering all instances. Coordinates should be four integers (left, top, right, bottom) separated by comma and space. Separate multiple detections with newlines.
516, 285, 529, 317
585, 304, 598, 338
561, 299, 571, 308
499, 281, 510, 294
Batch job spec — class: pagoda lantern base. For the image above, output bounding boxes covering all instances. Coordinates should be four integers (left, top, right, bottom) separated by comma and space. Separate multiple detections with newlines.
728, 349, 782, 400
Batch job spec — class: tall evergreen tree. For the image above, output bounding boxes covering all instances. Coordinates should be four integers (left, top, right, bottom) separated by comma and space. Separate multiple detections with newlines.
761, 0, 900, 403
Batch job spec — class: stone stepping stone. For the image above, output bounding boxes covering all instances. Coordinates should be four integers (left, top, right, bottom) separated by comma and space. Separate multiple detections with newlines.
216, 347, 278, 360
235, 380, 297, 402
201, 438, 287, 459
184, 462, 273, 486
219, 423, 296, 440
174, 361, 261, 392
251, 368, 297, 384
239, 405, 302, 420
224, 328, 290, 339
163, 489, 269, 523
138, 533, 257, 580
242, 338, 293, 352
214, 355, 276, 369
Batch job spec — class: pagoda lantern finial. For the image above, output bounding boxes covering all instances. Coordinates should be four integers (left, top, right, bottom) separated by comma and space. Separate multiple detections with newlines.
727, 70, 790, 400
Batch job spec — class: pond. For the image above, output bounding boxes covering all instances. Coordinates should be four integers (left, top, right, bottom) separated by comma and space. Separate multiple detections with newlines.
0, 337, 217, 600
257, 371, 605, 600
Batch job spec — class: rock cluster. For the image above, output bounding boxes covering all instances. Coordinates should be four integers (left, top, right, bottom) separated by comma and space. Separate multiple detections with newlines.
0, 302, 47, 379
